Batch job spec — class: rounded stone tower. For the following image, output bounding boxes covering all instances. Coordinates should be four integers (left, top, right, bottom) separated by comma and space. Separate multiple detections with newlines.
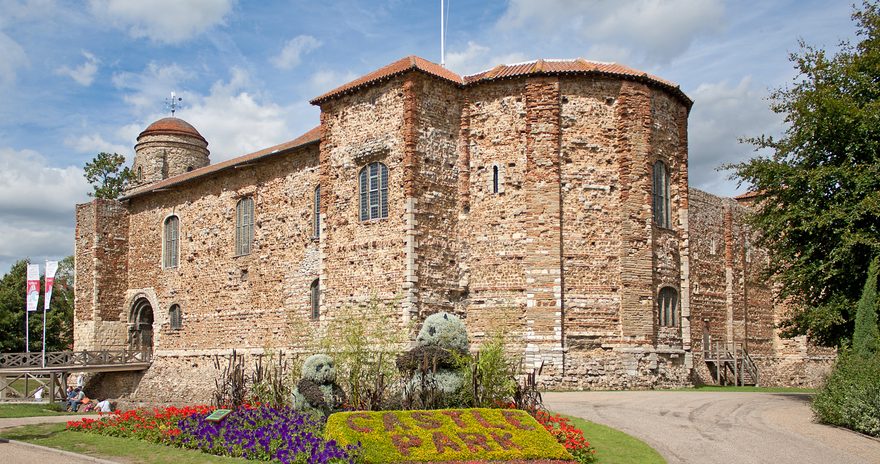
131, 117, 209, 189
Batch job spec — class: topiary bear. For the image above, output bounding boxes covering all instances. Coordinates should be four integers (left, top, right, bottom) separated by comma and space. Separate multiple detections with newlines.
292, 354, 346, 416
397, 312, 469, 394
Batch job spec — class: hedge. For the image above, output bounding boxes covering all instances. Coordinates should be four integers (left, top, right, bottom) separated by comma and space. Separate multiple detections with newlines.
325, 408, 574, 463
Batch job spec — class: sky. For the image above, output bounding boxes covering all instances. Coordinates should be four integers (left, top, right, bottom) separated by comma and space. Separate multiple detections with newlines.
0, 0, 860, 274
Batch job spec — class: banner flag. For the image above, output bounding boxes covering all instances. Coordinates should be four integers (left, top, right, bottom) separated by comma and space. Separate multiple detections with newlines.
44, 261, 58, 311
26, 264, 40, 312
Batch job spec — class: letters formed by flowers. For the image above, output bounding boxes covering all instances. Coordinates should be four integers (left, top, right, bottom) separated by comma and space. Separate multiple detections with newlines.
68, 404, 359, 463
325, 408, 574, 463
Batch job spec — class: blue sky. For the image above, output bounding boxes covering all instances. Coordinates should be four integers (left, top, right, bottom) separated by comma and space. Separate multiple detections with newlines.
0, 0, 858, 273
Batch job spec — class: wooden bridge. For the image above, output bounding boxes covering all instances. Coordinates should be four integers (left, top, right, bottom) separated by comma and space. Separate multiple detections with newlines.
0, 349, 151, 402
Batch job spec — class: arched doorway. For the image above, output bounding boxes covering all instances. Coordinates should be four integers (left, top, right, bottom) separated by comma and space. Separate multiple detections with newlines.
129, 297, 154, 351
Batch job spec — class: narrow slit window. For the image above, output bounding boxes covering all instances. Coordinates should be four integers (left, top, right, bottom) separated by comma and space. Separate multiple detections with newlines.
658, 287, 679, 327
313, 185, 320, 238
652, 161, 671, 228
310, 279, 320, 319
359, 162, 388, 221
163, 215, 179, 269
169, 304, 182, 330
235, 197, 254, 256
492, 165, 499, 194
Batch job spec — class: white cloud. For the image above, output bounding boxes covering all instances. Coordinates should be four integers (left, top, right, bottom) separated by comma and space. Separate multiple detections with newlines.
65, 133, 131, 158
446, 42, 528, 76
0, 147, 91, 271
308, 69, 358, 95
496, 0, 724, 65
688, 77, 784, 195
54, 50, 100, 86
88, 0, 233, 44
271, 35, 321, 70
0, 31, 28, 85
112, 62, 193, 112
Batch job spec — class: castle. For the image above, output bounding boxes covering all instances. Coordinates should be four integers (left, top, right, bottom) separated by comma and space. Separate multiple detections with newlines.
73, 56, 833, 403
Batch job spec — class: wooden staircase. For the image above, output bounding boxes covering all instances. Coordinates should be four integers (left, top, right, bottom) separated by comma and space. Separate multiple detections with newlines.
702, 336, 759, 386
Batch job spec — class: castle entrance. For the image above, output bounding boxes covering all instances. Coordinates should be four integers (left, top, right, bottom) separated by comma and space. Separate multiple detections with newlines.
128, 297, 154, 351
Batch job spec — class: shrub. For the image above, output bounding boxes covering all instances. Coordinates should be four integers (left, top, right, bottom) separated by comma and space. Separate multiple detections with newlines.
534, 411, 598, 464
457, 334, 517, 408
812, 350, 880, 437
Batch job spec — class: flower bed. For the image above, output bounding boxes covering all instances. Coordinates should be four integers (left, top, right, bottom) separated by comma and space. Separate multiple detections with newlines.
68, 404, 359, 463
325, 408, 574, 463
534, 412, 597, 464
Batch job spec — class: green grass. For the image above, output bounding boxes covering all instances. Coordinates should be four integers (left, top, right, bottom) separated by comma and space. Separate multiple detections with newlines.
0, 423, 249, 464
0, 403, 73, 418
562, 414, 666, 464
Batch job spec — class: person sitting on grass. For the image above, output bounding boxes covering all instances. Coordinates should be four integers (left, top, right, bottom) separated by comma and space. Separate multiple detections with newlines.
67, 387, 85, 412
95, 398, 112, 413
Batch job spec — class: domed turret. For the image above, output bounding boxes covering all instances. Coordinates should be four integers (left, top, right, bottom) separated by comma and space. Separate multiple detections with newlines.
130, 117, 209, 189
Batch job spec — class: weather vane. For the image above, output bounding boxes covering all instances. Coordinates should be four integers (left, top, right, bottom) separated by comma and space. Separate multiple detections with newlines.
165, 92, 183, 117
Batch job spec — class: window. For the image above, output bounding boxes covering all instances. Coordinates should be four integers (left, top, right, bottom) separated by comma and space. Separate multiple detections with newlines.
137, 166, 143, 181
359, 162, 388, 221
313, 185, 321, 238
235, 197, 254, 256
658, 287, 679, 327
310, 279, 320, 319
169, 304, 182, 330
163, 215, 179, 268
492, 165, 500, 194
652, 161, 671, 228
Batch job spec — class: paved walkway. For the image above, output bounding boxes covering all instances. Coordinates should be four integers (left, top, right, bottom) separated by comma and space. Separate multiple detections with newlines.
544, 391, 880, 464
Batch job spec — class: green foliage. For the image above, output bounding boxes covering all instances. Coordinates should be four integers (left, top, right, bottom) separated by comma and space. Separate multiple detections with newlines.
84, 152, 132, 199
853, 258, 880, 356
812, 350, 880, 436
0, 257, 74, 353
317, 298, 409, 410
726, 1, 880, 346
250, 350, 294, 408
325, 408, 573, 463
457, 334, 518, 408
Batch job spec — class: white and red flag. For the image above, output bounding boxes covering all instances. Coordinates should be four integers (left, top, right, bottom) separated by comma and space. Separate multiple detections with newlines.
26, 263, 40, 312
44, 261, 57, 310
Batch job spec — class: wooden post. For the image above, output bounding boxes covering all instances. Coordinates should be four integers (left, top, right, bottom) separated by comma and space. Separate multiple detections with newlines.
733, 344, 739, 386
48, 372, 56, 404
715, 342, 721, 385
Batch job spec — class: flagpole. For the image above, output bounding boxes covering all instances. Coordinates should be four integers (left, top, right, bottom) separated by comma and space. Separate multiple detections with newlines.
42, 261, 47, 368
440, 0, 445, 67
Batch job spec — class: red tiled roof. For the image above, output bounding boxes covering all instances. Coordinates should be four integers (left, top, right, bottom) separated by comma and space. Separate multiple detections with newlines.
138, 117, 207, 144
310, 56, 464, 104
734, 190, 765, 201
311, 56, 691, 108
121, 126, 321, 200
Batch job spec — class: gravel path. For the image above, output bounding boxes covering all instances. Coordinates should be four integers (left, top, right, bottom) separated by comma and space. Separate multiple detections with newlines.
544, 391, 880, 464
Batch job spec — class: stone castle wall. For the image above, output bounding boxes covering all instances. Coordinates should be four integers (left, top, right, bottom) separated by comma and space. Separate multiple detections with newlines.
73, 69, 834, 402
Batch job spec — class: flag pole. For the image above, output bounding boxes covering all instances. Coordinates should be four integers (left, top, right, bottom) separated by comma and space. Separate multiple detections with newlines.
440, 0, 445, 67
42, 260, 47, 368
25, 305, 29, 353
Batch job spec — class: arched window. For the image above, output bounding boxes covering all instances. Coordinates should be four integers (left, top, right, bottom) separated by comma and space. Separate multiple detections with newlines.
653, 161, 671, 228
137, 166, 143, 181
235, 197, 254, 255
359, 162, 388, 221
492, 165, 500, 194
313, 185, 320, 238
310, 279, 320, 319
163, 215, 179, 268
169, 304, 182, 330
658, 287, 679, 327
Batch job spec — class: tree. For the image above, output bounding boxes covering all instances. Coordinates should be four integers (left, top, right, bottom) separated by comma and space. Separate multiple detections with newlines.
0, 257, 75, 353
728, 1, 880, 346
84, 152, 132, 199
853, 258, 880, 356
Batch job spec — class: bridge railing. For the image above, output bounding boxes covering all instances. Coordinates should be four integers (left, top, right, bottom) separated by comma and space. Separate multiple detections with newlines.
0, 349, 152, 369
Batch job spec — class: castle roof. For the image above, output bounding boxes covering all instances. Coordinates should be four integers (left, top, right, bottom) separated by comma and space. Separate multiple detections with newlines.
138, 117, 207, 144
310, 55, 691, 108
122, 125, 321, 200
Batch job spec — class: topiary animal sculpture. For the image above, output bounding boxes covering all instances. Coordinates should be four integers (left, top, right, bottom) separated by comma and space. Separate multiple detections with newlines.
291, 354, 346, 416
397, 312, 469, 395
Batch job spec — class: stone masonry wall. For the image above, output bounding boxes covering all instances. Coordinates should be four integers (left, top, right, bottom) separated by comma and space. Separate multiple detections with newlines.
688, 188, 834, 387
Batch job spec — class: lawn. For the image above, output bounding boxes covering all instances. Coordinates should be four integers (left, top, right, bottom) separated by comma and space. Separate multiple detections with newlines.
0, 402, 74, 418
0, 422, 250, 464
562, 414, 666, 464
